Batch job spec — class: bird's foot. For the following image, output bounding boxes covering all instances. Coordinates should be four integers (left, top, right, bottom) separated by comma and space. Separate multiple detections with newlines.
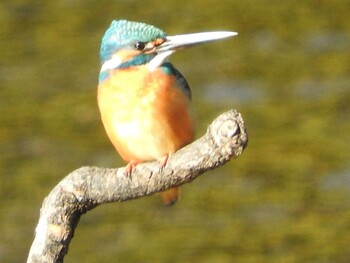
125, 160, 139, 177
159, 154, 170, 171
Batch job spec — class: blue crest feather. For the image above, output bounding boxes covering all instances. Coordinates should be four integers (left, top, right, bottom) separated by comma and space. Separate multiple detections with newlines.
100, 20, 167, 63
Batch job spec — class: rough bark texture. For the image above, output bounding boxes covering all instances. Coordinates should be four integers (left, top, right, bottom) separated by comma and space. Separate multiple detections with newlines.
27, 110, 248, 263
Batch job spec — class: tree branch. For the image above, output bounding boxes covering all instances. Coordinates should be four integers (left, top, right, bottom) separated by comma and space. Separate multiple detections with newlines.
27, 109, 248, 263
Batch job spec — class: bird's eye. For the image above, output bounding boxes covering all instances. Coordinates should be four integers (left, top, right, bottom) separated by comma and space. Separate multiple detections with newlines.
134, 41, 146, 51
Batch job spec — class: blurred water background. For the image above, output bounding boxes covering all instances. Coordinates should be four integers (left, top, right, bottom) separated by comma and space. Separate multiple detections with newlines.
1, 1, 350, 262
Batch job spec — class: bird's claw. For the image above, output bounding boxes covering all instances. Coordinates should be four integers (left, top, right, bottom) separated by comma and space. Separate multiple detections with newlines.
124, 160, 139, 178
159, 154, 170, 172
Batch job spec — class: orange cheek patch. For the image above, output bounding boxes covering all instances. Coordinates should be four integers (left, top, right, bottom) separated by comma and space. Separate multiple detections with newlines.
144, 38, 165, 54
114, 49, 141, 63
154, 38, 165, 46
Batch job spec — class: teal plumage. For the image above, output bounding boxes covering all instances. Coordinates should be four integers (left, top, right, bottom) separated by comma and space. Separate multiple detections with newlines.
100, 20, 167, 63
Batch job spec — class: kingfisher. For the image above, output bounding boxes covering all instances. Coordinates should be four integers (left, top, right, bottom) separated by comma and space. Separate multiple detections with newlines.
97, 20, 237, 205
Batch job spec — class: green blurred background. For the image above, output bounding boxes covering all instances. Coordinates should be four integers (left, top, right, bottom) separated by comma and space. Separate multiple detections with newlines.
1, 0, 350, 262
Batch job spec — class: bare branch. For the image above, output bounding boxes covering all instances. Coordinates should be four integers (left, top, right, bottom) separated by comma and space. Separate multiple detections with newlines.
27, 109, 248, 263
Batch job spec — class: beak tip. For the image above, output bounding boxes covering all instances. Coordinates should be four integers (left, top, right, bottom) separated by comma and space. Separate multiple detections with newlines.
223, 31, 238, 38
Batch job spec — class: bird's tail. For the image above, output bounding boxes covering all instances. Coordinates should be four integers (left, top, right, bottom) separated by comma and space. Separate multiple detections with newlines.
160, 187, 180, 206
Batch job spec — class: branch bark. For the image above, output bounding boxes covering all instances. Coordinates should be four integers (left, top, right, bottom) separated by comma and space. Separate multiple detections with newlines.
27, 109, 248, 263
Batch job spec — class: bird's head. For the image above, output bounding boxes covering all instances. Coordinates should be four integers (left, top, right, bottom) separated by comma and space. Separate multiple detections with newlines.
99, 20, 237, 80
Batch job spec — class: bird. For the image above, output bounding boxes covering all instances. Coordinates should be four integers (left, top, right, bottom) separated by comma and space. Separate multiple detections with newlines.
97, 20, 237, 205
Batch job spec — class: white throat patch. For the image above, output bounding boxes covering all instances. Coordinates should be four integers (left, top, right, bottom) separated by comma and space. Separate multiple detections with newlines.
147, 50, 174, 71
100, 57, 122, 73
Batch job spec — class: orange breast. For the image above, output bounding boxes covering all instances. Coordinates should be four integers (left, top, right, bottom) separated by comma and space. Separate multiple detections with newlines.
98, 66, 195, 162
